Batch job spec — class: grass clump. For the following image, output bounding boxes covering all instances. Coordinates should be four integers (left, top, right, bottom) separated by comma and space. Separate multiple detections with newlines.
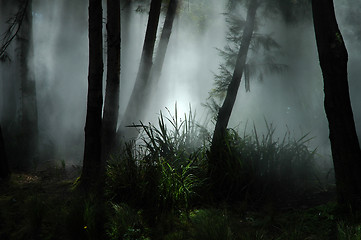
106, 203, 147, 240
337, 221, 361, 240
189, 209, 233, 240
105, 107, 331, 238
106, 106, 209, 232
209, 121, 318, 205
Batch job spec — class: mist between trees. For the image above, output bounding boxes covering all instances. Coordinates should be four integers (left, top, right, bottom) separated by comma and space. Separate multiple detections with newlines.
0, 0, 361, 209
1, 0, 361, 239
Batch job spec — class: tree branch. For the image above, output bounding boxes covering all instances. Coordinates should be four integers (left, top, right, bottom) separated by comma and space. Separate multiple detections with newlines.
0, 0, 29, 61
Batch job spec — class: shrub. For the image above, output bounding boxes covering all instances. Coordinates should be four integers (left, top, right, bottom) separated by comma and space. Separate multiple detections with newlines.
190, 209, 233, 240
106, 203, 147, 240
337, 221, 361, 240
209, 121, 318, 205
106, 106, 209, 220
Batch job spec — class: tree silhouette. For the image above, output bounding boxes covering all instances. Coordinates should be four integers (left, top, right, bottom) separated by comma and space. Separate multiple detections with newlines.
118, 0, 162, 140
81, 0, 104, 193
102, 0, 121, 162
208, 0, 259, 197
0, 123, 9, 180
312, 0, 361, 212
151, 0, 179, 85
17, 0, 38, 169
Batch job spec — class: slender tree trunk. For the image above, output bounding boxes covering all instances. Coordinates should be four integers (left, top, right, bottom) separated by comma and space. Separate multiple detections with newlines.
209, 0, 258, 166
118, 0, 162, 140
150, 0, 178, 84
0, 1, 17, 127
0, 0, 11, 175
121, 0, 132, 62
119, 0, 132, 117
17, 0, 38, 169
102, 0, 121, 161
312, 0, 361, 211
81, 0, 104, 192
0, 123, 10, 180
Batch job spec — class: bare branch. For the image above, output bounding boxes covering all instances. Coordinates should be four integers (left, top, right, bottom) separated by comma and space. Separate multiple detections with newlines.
0, 0, 29, 61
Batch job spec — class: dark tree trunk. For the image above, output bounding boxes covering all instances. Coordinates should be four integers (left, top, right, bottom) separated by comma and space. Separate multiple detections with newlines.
102, 0, 121, 161
0, 124, 10, 180
81, 0, 104, 192
312, 0, 361, 211
17, 0, 38, 169
0, 1, 17, 127
209, 0, 258, 167
118, 0, 162, 140
0, 0, 12, 176
119, 0, 132, 117
150, 0, 178, 84
121, 0, 132, 62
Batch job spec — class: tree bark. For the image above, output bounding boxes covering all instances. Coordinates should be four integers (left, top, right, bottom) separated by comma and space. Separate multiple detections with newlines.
312, 0, 361, 211
0, 1, 17, 126
102, 0, 121, 162
81, 0, 104, 192
121, 0, 132, 62
209, 0, 259, 167
17, 0, 38, 169
150, 0, 178, 84
0, 124, 10, 180
118, 0, 162, 140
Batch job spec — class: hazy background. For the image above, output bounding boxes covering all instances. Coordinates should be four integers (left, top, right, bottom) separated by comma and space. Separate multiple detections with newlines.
1, 0, 360, 166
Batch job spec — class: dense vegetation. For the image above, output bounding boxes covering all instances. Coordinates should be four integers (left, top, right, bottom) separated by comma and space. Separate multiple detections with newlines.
1, 0, 361, 239
1, 109, 353, 239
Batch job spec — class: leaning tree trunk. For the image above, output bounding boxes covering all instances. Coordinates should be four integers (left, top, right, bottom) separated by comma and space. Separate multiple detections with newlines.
102, 0, 121, 162
209, 0, 258, 167
118, 0, 162, 140
0, 123, 10, 180
17, 0, 38, 169
208, 0, 259, 200
119, 0, 132, 117
121, 0, 132, 70
312, 0, 361, 211
81, 0, 104, 193
150, 0, 178, 84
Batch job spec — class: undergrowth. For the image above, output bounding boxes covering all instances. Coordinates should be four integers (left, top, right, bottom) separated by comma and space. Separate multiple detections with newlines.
209, 121, 318, 204
105, 107, 333, 238
0, 108, 341, 240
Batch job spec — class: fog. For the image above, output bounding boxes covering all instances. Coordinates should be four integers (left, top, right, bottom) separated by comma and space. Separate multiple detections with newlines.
1, 0, 360, 167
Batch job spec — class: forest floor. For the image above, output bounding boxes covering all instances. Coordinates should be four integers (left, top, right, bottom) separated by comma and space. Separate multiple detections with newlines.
0, 166, 357, 240
0, 166, 81, 240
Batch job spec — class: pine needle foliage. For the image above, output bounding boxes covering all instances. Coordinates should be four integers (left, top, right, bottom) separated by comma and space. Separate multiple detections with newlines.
207, 1, 288, 110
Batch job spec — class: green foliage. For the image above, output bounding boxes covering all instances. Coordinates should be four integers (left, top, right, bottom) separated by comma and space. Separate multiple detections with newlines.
26, 195, 45, 235
263, 0, 312, 24
226, 0, 312, 24
66, 198, 91, 240
0, 171, 339, 240
207, 0, 287, 111
106, 106, 209, 217
179, 0, 215, 32
106, 203, 147, 240
190, 209, 233, 240
210, 121, 317, 204
66, 194, 106, 240
337, 222, 361, 240
82, 197, 98, 239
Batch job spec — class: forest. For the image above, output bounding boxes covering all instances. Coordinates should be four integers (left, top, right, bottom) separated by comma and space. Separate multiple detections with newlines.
1, 0, 361, 239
